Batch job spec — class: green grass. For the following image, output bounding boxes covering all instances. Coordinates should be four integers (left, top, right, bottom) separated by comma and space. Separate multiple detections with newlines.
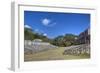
24, 47, 90, 62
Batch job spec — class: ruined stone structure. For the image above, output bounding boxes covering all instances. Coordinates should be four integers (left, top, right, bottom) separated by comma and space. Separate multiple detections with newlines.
63, 44, 90, 55
78, 28, 90, 44
63, 28, 90, 55
24, 39, 58, 54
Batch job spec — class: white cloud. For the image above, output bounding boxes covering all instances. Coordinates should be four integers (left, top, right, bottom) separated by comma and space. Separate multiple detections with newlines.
49, 22, 56, 27
43, 33, 47, 36
41, 18, 56, 27
42, 18, 51, 26
24, 25, 32, 29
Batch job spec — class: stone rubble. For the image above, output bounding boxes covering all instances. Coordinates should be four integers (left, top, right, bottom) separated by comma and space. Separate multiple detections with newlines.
63, 44, 90, 55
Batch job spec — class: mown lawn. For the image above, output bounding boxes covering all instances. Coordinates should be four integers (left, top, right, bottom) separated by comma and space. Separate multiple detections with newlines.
24, 47, 90, 62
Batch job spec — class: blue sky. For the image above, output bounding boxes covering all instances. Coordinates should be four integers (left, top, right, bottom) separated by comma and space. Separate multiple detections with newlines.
24, 11, 90, 38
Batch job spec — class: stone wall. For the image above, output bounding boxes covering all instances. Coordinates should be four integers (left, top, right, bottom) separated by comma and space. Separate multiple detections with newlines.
63, 44, 90, 55
78, 28, 90, 44
24, 41, 58, 54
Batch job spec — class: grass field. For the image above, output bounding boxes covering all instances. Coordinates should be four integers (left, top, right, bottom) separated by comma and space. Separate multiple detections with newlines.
24, 47, 90, 62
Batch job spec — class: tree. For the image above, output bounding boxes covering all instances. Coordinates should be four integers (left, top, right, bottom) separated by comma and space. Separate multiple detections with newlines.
24, 28, 35, 40
24, 26, 79, 47
50, 34, 78, 47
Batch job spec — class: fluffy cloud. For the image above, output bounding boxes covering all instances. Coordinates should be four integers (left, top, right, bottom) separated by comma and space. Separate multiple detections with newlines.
41, 18, 51, 26
43, 33, 47, 36
41, 18, 56, 27
24, 25, 32, 29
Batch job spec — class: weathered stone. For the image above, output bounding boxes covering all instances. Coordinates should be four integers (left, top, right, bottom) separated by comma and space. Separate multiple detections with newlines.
63, 44, 90, 55
24, 39, 58, 54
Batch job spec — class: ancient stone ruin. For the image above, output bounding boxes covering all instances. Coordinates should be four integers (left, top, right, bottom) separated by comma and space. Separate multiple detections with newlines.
63, 44, 90, 55
24, 39, 58, 54
63, 28, 90, 56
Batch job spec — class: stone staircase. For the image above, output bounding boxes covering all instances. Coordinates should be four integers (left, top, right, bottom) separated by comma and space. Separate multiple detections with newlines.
24, 44, 58, 54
